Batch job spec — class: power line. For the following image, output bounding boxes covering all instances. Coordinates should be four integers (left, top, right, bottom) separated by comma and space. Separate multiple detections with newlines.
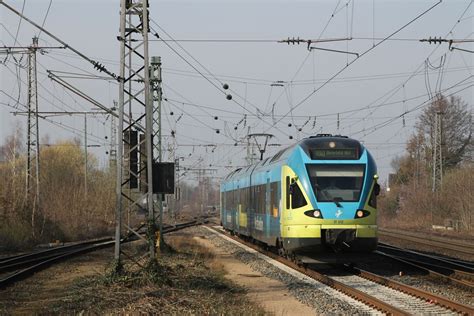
1, 1, 119, 80
12, 0, 26, 47
149, 21, 289, 138
266, 0, 443, 134
37, 0, 53, 40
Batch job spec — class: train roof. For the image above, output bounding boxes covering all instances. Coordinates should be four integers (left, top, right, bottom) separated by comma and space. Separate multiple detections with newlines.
223, 134, 364, 181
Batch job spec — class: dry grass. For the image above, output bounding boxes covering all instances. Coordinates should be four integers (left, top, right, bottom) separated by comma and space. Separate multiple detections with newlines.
43, 235, 266, 315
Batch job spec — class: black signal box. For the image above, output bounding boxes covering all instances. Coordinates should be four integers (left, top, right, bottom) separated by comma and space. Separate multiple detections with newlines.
152, 162, 175, 194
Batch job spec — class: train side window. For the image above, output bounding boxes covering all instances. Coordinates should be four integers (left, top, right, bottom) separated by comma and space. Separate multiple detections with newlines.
223, 191, 226, 210
291, 183, 307, 209
271, 182, 279, 217
368, 183, 379, 208
285, 176, 290, 209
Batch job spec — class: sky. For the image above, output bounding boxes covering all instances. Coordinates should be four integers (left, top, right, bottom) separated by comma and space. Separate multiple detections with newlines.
1, 0, 473, 185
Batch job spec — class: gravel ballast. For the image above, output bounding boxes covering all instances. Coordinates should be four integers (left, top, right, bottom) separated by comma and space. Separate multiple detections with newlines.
194, 226, 379, 315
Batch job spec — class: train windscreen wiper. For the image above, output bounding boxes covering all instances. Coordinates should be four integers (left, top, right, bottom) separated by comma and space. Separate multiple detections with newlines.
333, 197, 342, 207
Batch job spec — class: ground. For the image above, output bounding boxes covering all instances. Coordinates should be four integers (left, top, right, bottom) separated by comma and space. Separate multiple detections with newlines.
2, 222, 472, 315
0, 227, 314, 315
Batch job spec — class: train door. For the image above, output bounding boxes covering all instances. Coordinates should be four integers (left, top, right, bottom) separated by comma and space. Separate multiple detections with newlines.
281, 165, 315, 249
265, 177, 271, 241
235, 185, 239, 232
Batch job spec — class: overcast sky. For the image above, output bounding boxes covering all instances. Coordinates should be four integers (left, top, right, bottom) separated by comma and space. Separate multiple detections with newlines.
1, 0, 473, 184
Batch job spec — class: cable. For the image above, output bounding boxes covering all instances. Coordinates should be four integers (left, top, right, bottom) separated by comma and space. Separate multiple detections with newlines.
37, 0, 53, 40
149, 21, 289, 138
1, 1, 119, 80
342, 0, 473, 134
352, 78, 473, 137
12, 0, 26, 47
266, 0, 443, 134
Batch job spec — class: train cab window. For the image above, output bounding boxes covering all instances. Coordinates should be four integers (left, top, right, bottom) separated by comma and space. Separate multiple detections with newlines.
291, 182, 307, 209
307, 164, 365, 202
285, 176, 290, 209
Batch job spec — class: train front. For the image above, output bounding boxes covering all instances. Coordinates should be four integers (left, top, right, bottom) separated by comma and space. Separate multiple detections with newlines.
282, 135, 379, 253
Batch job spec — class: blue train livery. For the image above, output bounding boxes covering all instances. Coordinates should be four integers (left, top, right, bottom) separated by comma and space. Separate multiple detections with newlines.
220, 134, 380, 254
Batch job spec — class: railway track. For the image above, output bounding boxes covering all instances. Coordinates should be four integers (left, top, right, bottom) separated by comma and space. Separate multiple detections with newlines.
207, 226, 473, 315
0, 220, 203, 289
376, 243, 474, 290
379, 228, 474, 256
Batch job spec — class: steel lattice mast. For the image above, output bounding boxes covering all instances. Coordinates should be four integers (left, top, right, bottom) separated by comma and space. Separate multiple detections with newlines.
115, 0, 155, 269
26, 37, 40, 228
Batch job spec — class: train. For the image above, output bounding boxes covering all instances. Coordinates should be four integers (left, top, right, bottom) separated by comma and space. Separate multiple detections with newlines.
220, 134, 380, 254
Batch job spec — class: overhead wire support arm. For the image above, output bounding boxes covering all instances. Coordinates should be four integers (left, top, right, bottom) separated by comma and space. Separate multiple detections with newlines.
309, 46, 359, 57
47, 71, 144, 130
1, 1, 119, 80
264, 0, 443, 132
278, 37, 352, 47
420, 37, 474, 53
279, 36, 358, 55
0, 46, 65, 56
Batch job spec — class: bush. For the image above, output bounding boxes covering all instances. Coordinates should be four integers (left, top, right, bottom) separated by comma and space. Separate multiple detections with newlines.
379, 165, 474, 233
0, 138, 117, 250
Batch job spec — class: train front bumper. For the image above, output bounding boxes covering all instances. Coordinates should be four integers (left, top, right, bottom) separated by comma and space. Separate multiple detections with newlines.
281, 224, 378, 252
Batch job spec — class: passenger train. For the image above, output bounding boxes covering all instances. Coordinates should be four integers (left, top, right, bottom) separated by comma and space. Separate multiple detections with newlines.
220, 134, 380, 254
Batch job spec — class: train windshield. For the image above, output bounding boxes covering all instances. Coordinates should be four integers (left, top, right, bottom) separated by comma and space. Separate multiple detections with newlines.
306, 164, 365, 202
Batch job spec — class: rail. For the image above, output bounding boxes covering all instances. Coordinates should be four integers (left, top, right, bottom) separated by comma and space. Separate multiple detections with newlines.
379, 228, 474, 255
0, 220, 203, 289
209, 226, 473, 315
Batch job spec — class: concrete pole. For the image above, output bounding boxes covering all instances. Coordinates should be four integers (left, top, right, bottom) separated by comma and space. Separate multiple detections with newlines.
84, 113, 88, 198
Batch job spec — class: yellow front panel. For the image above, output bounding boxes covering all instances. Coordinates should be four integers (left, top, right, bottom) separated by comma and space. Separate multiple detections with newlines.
281, 225, 321, 238
280, 165, 315, 230
321, 225, 357, 229
355, 225, 377, 237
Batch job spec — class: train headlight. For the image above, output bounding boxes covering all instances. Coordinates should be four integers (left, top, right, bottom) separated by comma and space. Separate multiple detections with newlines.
354, 209, 370, 219
304, 209, 323, 219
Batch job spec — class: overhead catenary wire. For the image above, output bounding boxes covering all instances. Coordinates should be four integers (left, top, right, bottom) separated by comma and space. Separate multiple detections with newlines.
37, 0, 53, 40
149, 21, 290, 139
265, 0, 443, 135
1, 1, 119, 80
340, 0, 473, 134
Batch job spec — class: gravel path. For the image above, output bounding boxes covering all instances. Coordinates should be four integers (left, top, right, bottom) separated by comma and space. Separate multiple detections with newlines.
195, 226, 380, 315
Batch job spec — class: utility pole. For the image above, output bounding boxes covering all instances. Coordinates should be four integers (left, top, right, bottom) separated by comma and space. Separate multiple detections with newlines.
84, 113, 88, 198
26, 37, 40, 232
115, 0, 155, 270
432, 110, 443, 192
150, 56, 163, 247
184, 168, 217, 220
110, 101, 118, 169
13, 111, 109, 200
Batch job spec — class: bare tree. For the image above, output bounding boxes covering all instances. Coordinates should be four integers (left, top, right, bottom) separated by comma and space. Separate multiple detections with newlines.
417, 95, 472, 169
